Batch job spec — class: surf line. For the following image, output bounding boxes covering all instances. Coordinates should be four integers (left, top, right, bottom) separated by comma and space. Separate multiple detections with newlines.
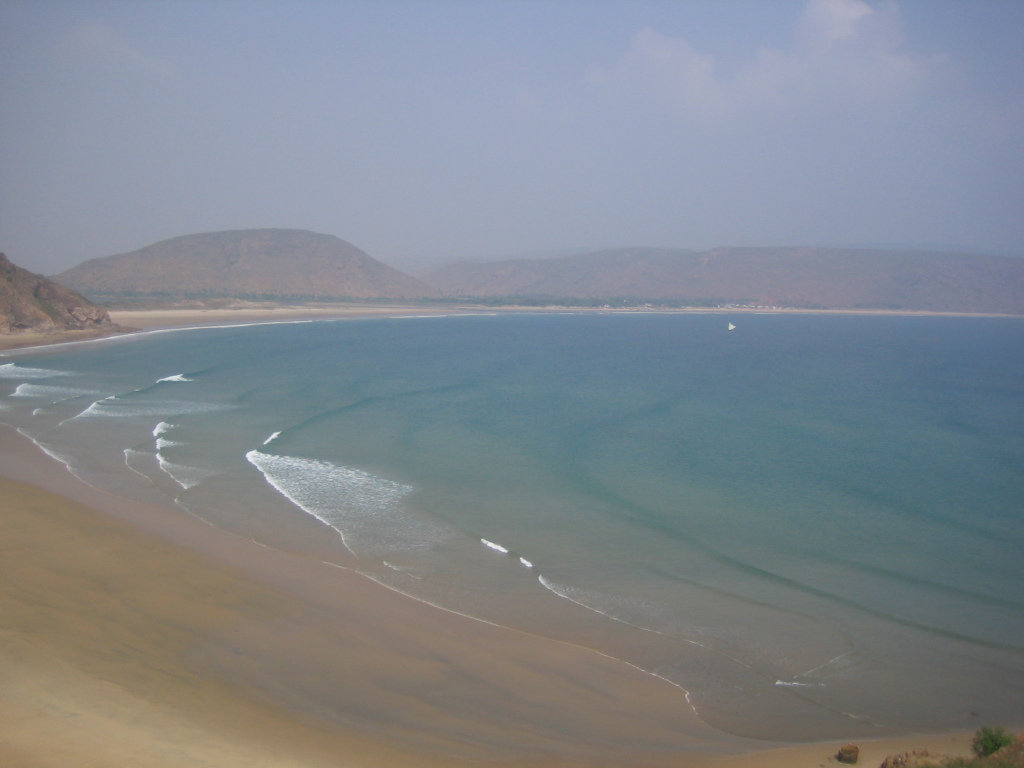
480, 537, 534, 568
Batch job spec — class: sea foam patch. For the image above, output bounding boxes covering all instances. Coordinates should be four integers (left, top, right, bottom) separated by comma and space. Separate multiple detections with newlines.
538, 575, 689, 641
69, 397, 224, 420
9, 382, 96, 400
157, 456, 217, 490
0, 363, 69, 379
246, 449, 452, 557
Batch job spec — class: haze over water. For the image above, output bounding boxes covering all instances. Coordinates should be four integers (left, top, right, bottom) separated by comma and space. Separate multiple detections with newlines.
2, 312, 1022, 740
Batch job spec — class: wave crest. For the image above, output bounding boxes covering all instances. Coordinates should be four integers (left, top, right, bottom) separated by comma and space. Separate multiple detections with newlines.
0, 363, 69, 379
246, 450, 453, 558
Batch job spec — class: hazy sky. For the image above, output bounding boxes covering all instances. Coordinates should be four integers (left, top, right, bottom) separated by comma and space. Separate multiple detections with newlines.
2, 0, 1022, 274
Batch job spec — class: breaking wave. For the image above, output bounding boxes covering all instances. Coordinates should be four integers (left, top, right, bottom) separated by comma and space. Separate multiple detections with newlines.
69, 397, 223, 420
246, 449, 453, 557
156, 455, 216, 490
0, 363, 69, 379
10, 383, 94, 400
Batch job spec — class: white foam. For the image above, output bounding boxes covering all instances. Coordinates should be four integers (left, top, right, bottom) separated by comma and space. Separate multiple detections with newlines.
70, 395, 118, 419
10, 383, 94, 400
123, 447, 158, 479
540, 575, 608, 614
68, 397, 222, 421
519, 557, 534, 568
157, 373, 192, 383
156, 455, 216, 490
152, 421, 175, 437
246, 450, 449, 557
155, 437, 181, 450
537, 575, 702, 643
263, 431, 281, 445
481, 538, 509, 554
0, 363, 69, 379
18, 429, 80, 479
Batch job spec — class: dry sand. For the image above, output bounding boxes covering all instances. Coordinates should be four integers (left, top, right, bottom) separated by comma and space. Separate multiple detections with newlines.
1, 309, 1011, 767
107, 304, 459, 330
0, 327, 129, 352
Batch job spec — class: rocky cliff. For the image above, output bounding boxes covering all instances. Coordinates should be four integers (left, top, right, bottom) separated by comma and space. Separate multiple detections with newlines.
0, 253, 115, 334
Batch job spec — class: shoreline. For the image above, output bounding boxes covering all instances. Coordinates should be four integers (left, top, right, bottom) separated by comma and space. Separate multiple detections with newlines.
106, 304, 1024, 332
0, 422, 739, 766
2, 313, 1018, 766
1, 429, 998, 768
2, 303, 1018, 354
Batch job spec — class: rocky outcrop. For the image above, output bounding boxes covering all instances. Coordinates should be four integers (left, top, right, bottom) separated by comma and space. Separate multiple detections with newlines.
876, 736, 1024, 768
838, 744, 861, 764
0, 253, 116, 334
878, 749, 934, 768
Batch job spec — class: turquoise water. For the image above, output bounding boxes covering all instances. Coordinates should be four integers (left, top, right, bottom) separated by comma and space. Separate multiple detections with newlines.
3, 313, 1023, 740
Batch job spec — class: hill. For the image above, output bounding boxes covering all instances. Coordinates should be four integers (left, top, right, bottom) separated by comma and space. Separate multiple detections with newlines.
54, 229, 440, 301
0, 253, 115, 334
420, 246, 1024, 314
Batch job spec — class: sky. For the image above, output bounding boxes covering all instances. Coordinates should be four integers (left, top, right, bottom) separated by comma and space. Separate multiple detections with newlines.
1, 0, 1022, 275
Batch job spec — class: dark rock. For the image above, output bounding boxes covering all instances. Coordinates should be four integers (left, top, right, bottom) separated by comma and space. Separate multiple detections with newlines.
838, 744, 860, 764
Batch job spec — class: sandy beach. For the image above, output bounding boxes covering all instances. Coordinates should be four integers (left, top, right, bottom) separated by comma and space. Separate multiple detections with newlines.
0, 304, 458, 352
1, 309, 1014, 767
0, 423, 736, 767
107, 304, 464, 330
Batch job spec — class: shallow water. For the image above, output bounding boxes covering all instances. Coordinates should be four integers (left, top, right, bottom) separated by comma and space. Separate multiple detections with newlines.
3, 313, 1022, 740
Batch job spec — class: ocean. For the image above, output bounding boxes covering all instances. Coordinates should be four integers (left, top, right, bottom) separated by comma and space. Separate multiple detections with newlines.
2, 312, 1022, 741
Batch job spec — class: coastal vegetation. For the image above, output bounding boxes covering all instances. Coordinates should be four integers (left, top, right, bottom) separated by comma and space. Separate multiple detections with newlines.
882, 730, 1023, 768
972, 728, 1017, 759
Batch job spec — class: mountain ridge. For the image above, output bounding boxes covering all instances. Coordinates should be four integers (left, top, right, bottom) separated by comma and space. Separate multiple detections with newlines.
420, 246, 1024, 314
55, 229, 440, 301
